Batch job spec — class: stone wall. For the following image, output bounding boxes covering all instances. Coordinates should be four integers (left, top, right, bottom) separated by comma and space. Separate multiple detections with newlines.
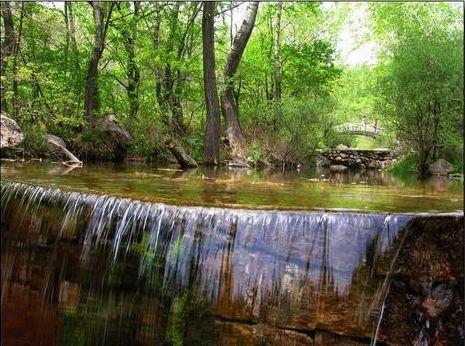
317, 149, 396, 169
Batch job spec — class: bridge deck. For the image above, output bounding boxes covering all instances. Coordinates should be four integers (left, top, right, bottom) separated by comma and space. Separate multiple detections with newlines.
335, 123, 381, 137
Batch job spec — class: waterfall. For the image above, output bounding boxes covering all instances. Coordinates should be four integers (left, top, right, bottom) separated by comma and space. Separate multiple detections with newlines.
0, 181, 422, 342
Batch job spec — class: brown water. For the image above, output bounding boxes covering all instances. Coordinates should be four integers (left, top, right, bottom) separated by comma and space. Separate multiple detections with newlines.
1, 162, 463, 345
0, 161, 462, 212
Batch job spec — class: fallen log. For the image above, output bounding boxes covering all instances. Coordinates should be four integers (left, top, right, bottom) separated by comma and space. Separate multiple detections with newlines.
165, 139, 198, 168
46, 134, 82, 166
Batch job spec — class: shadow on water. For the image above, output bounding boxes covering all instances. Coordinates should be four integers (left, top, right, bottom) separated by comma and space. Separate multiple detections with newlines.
1, 181, 463, 345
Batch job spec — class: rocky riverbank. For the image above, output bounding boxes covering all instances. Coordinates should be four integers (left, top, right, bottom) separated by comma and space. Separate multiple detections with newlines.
317, 148, 396, 170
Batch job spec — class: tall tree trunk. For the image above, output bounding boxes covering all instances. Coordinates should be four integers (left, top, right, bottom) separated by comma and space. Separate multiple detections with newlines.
66, 2, 80, 72
84, 1, 113, 120
12, 3, 25, 119
273, 2, 283, 130
63, 2, 70, 68
147, 3, 163, 106
128, 1, 140, 119
0, 1, 15, 114
202, 1, 221, 166
119, 1, 140, 119
220, 2, 259, 162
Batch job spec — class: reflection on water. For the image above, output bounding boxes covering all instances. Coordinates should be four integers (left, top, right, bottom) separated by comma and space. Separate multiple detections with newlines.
0, 161, 462, 212
1, 182, 421, 345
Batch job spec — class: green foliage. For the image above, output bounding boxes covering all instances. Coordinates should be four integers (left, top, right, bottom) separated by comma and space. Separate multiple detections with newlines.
370, 2, 463, 174
1, 2, 461, 169
389, 153, 420, 177
282, 39, 342, 96
185, 134, 204, 162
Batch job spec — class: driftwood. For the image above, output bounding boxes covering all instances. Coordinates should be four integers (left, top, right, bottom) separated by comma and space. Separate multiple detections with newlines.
46, 134, 82, 166
165, 139, 198, 168
1, 114, 24, 149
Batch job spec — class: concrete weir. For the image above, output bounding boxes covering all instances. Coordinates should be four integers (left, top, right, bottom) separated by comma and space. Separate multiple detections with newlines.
1, 181, 463, 345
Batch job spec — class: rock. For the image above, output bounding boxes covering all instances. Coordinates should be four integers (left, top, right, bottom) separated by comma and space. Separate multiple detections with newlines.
0, 114, 24, 149
429, 159, 453, 176
329, 164, 348, 172
91, 115, 132, 144
78, 115, 133, 161
336, 144, 349, 150
316, 156, 330, 167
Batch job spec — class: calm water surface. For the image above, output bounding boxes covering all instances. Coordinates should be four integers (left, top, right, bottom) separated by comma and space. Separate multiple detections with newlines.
0, 161, 462, 212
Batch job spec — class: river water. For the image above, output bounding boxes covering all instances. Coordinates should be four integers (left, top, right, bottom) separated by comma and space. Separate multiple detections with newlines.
1, 162, 463, 345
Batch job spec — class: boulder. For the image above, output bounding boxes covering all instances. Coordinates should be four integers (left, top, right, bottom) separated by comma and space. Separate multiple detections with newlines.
91, 115, 132, 144
0, 114, 24, 149
316, 156, 330, 167
329, 164, 348, 172
336, 144, 349, 150
77, 114, 133, 161
429, 159, 453, 176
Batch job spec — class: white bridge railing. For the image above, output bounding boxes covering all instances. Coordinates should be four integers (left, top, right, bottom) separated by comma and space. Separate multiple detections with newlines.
334, 122, 381, 136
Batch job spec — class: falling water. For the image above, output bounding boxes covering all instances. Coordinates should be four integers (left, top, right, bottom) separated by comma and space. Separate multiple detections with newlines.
1, 181, 460, 345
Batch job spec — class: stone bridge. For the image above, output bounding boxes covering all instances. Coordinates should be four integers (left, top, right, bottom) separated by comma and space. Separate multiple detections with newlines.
334, 122, 381, 138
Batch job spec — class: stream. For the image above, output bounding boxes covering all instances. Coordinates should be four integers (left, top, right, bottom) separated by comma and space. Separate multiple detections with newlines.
1, 162, 463, 345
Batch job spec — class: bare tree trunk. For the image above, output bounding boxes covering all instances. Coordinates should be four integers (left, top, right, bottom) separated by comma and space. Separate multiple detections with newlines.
220, 2, 259, 163
202, 1, 221, 166
0, 1, 15, 114
84, 1, 114, 120
273, 2, 282, 130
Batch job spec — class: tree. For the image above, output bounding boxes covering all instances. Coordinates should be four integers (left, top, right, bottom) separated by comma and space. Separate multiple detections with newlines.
221, 1, 259, 164
272, 2, 282, 129
371, 3, 463, 177
113, 1, 140, 119
202, 1, 221, 165
84, 1, 114, 120
0, 1, 15, 114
